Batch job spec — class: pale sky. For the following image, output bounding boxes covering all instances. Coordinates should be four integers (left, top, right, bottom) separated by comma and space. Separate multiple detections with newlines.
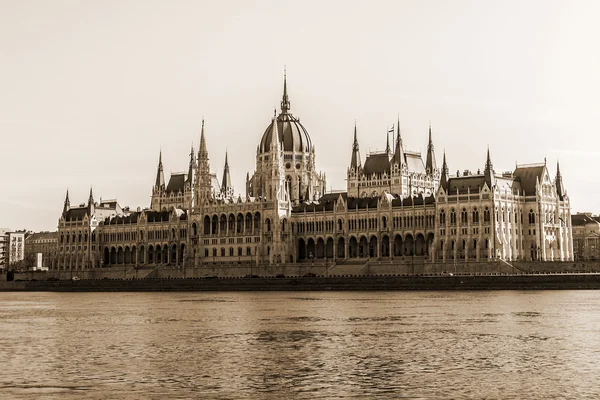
1, 0, 599, 232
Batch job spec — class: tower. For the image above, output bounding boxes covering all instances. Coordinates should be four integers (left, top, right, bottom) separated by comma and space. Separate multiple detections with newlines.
221, 151, 234, 198
484, 147, 495, 189
187, 144, 195, 186
268, 117, 287, 201
151, 151, 166, 210
425, 123, 438, 174
390, 118, 407, 196
195, 119, 213, 205
87, 187, 94, 214
440, 151, 449, 192
347, 122, 362, 197
63, 189, 70, 215
555, 160, 565, 200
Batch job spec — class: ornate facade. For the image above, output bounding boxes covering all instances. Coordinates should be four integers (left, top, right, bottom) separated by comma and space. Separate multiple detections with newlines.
55, 75, 574, 271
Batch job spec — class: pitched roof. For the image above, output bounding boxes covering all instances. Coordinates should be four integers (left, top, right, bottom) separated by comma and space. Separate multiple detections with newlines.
26, 231, 58, 242
363, 153, 390, 176
405, 152, 426, 174
513, 164, 545, 195
447, 175, 486, 195
166, 173, 187, 194
572, 214, 600, 226
64, 207, 89, 221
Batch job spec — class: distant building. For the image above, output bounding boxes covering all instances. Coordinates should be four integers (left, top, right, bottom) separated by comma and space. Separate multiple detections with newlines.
25, 231, 59, 271
0, 228, 11, 269
8, 231, 26, 267
55, 74, 574, 271
571, 213, 600, 261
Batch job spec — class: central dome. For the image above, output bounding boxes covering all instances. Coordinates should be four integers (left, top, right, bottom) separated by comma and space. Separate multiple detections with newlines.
258, 73, 313, 154
259, 112, 312, 154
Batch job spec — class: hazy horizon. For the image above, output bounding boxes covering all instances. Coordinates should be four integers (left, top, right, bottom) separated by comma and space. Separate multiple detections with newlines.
2, 0, 599, 232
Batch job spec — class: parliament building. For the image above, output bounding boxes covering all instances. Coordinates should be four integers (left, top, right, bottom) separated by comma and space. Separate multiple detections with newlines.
56, 75, 574, 271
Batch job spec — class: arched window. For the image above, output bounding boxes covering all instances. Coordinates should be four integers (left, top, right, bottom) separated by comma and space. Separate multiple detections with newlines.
439, 210, 446, 225
212, 248, 217, 257
484, 207, 490, 223
461, 208, 468, 224
229, 248, 234, 256
529, 210, 535, 224
266, 218, 271, 232
246, 247, 251, 256
238, 247, 242, 256
338, 219, 343, 231
221, 248, 225, 257
204, 216, 210, 235
450, 209, 456, 225
236, 214, 244, 234
472, 208, 479, 224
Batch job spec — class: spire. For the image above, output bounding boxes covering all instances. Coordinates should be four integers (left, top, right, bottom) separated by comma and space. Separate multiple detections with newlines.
187, 144, 195, 184
440, 151, 449, 191
87, 186, 95, 213
221, 151, 233, 197
556, 160, 565, 200
281, 68, 290, 114
392, 118, 405, 167
386, 129, 391, 154
350, 121, 362, 170
155, 150, 165, 189
425, 122, 437, 174
198, 119, 208, 159
63, 189, 70, 215
485, 146, 493, 172
484, 147, 495, 188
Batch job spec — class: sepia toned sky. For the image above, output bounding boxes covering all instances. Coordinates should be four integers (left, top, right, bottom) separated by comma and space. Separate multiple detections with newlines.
1, 0, 599, 232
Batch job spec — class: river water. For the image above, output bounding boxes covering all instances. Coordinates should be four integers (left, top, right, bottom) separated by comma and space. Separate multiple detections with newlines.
0, 291, 599, 399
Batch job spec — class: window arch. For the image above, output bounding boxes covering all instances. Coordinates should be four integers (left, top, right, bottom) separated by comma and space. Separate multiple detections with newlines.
461, 208, 468, 224
484, 207, 490, 223
450, 209, 456, 225
472, 208, 479, 224
529, 209, 535, 224
439, 210, 446, 225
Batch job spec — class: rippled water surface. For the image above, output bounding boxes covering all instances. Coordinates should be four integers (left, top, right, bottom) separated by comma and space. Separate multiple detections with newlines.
1, 291, 600, 399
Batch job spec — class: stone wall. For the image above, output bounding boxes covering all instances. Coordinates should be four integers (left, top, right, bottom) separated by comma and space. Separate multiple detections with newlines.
12, 260, 600, 281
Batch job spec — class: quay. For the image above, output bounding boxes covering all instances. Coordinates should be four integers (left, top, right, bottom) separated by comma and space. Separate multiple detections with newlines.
3, 272, 600, 292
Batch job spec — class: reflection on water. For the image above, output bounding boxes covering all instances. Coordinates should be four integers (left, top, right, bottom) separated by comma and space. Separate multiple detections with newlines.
1, 291, 599, 399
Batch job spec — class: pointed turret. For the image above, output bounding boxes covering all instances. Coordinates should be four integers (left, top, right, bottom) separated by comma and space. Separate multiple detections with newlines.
281, 69, 290, 114
425, 123, 437, 174
556, 160, 565, 200
391, 118, 405, 167
195, 118, 213, 204
440, 152, 449, 192
187, 144, 195, 184
198, 119, 208, 160
484, 147, 495, 188
87, 187, 95, 214
350, 122, 362, 170
268, 116, 286, 200
221, 151, 233, 197
385, 130, 391, 154
155, 151, 165, 189
63, 189, 70, 215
